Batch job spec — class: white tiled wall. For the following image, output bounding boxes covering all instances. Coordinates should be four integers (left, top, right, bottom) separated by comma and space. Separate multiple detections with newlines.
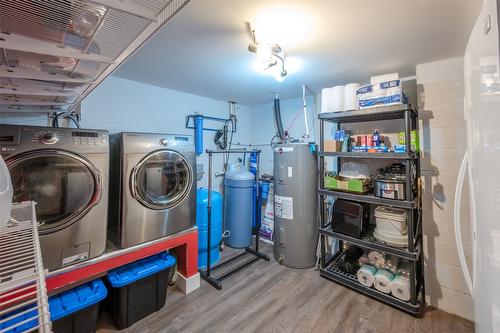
416, 56, 474, 321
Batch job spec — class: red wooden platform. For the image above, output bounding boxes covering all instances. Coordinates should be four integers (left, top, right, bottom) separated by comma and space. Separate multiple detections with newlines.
45, 228, 198, 294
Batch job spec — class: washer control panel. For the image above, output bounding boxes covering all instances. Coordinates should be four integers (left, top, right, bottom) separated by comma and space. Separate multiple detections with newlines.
40, 132, 59, 144
0, 125, 109, 153
71, 130, 107, 145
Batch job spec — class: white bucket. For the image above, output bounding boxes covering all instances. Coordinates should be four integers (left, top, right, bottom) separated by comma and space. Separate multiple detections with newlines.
374, 206, 407, 236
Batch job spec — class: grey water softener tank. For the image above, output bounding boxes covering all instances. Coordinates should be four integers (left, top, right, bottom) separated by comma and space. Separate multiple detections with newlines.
273, 143, 318, 268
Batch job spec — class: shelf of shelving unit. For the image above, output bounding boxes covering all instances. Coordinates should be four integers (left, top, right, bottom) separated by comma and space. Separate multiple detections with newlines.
319, 225, 421, 261
318, 104, 418, 123
319, 151, 418, 160
0, 0, 190, 115
0, 201, 52, 333
319, 253, 424, 316
317, 103, 424, 316
318, 189, 417, 209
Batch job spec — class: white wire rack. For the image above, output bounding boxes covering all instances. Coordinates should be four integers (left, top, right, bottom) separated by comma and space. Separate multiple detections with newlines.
0, 0, 190, 115
0, 201, 52, 333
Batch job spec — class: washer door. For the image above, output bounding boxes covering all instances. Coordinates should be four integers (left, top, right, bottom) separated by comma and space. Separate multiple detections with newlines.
130, 149, 193, 210
7, 149, 102, 234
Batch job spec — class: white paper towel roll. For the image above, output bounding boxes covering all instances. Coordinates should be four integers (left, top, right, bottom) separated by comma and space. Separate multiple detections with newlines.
321, 88, 333, 113
332, 85, 345, 112
391, 275, 411, 301
374, 269, 394, 294
344, 83, 359, 111
357, 264, 377, 287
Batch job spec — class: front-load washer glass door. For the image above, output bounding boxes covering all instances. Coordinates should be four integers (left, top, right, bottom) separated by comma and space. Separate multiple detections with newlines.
131, 150, 193, 210
7, 150, 101, 234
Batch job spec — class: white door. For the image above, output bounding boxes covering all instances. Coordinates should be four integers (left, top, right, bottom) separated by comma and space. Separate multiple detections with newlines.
460, 0, 500, 331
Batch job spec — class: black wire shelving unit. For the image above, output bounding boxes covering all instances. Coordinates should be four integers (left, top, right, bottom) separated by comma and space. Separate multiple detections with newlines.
317, 104, 424, 316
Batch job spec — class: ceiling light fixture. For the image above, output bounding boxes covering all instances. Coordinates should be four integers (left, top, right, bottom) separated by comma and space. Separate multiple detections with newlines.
248, 28, 287, 82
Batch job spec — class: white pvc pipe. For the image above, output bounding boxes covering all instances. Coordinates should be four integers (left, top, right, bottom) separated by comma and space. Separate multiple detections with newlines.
302, 84, 310, 138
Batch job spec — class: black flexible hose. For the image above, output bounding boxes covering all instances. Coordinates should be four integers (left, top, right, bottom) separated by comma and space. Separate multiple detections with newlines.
273, 96, 285, 141
52, 112, 81, 128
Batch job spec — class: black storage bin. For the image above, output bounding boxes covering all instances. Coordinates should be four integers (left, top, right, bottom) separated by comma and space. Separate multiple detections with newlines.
52, 303, 99, 333
51, 279, 107, 333
0, 279, 107, 333
105, 252, 176, 330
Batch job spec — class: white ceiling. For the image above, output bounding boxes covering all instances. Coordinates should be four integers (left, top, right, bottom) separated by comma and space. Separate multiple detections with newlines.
113, 0, 482, 106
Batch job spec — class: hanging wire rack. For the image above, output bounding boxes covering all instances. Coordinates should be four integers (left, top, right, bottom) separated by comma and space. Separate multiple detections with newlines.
0, 201, 52, 333
0, 0, 190, 115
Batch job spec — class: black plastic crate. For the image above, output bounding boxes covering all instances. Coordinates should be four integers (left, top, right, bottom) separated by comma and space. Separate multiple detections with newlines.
52, 303, 99, 333
105, 252, 175, 330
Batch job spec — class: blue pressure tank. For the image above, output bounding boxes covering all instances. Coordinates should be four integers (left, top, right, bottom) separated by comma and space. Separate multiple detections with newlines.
196, 188, 223, 268
224, 165, 255, 248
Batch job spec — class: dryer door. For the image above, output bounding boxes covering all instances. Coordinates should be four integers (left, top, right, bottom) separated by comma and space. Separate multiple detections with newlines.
130, 149, 193, 210
6, 149, 102, 234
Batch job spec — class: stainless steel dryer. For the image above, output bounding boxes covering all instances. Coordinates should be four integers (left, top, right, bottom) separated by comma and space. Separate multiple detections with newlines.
109, 132, 196, 248
0, 124, 109, 271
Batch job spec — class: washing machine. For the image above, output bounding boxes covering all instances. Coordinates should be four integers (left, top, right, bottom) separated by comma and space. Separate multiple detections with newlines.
0, 124, 109, 271
108, 132, 196, 248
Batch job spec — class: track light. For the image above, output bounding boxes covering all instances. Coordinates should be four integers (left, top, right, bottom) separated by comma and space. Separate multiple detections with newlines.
248, 29, 288, 81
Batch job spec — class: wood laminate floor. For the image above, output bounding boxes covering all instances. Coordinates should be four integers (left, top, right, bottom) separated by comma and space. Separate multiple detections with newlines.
96, 242, 474, 333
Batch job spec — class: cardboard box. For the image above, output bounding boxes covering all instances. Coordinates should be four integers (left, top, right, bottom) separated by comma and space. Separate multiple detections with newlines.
398, 130, 420, 152
324, 140, 342, 152
324, 175, 372, 194
357, 79, 407, 109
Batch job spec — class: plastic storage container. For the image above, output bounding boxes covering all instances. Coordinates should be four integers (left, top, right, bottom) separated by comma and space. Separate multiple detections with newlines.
196, 188, 223, 268
224, 164, 255, 248
373, 206, 408, 248
374, 206, 407, 236
105, 252, 176, 329
0, 279, 107, 333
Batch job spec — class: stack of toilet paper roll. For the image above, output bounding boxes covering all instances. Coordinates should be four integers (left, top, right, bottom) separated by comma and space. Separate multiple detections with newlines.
374, 256, 399, 294
321, 83, 360, 113
356, 251, 411, 301
391, 262, 411, 301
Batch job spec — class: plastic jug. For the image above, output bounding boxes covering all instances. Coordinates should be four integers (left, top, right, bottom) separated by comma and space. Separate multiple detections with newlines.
0, 155, 12, 229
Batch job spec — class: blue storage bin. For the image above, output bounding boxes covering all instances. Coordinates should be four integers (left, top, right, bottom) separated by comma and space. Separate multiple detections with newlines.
107, 252, 176, 288
0, 279, 107, 333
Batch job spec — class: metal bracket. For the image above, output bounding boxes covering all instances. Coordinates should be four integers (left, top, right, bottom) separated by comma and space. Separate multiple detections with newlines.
0, 87, 81, 97
0, 96, 74, 106
0, 64, 93, 83
0, 105, 66, 113
0, 32, 114, 63
185, 114, 236, 132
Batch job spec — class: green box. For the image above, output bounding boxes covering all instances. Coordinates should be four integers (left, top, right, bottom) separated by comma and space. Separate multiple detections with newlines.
324, 175, 371, 194
398, 130, 420, 152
